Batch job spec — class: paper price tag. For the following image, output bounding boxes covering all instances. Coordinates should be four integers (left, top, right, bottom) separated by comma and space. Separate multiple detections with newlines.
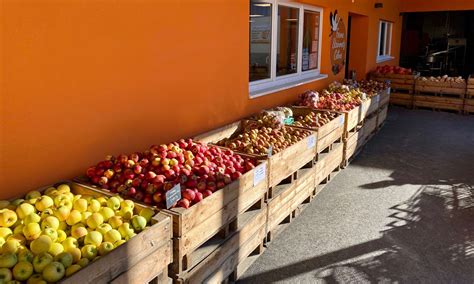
376, 96, 380, 103
253, 163, 266, 186
166, 184, 181, 209
307, 135, 316, 149
267, 146, 273, 158
339, 115, 345, 126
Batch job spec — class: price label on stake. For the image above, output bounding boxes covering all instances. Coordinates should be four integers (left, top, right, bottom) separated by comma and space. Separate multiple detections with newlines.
267, 146, 273, 158
307, 135, 316, 149
253, 162, 266, 186
166, 184, 181, 209
376, 96, 380, 103
339, 115, 345, 126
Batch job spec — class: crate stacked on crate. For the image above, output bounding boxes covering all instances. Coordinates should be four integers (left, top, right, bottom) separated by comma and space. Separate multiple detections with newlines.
370, 65, 416, 108
464, 75, 474, 114
414, 76, 466, 113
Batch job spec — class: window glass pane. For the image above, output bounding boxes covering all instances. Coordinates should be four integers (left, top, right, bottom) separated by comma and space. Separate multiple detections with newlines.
302, 10, 320, 71
249, 1, 272, 82
385, 23, 391, 55
277, 6, 299, 77
379, 22, 386, 55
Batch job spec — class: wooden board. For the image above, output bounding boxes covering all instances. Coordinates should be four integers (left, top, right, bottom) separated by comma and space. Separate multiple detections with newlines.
359, 98, 371, 122
341, 105, 361, 136
314, 142, 344, 186
379, 88, 391, 108
390, 92, 413, 107
371, 73, 417, 84
363, 114, 378, 137
343, 126, 365, 162
464, 98, 474, 113
377, 105, 388, 128
413, 95, 464, 111
21, 182, 174, 284
366, 94, 380, 116
415, 84, 465, 97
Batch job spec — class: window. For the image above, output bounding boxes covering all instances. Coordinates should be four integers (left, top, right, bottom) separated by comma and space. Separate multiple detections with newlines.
377, 20, 393, 63
249, 0, 325, 98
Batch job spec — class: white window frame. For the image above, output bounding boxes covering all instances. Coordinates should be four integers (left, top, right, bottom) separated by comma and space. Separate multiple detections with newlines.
377, 20, 394, 63
249, 0, 327, 98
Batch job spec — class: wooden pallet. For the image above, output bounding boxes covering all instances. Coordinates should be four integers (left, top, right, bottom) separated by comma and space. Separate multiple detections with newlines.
173, 205, 266, 283
464, 98, 474, 114
24, 182, 174, 284
378, 88, 391, 108
290, 107, 345, 154
390, 92, 413, 108
314, 142, 344, 186
413, 95, 464, 113
377, 105, 388, 129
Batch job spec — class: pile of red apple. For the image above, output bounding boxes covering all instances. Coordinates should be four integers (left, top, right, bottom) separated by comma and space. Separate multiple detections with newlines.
293, 111, 338, 129
215, 119, 312, 155
375, 65, 413, 75
296, 85, 364, 112
85, 139, 257, 209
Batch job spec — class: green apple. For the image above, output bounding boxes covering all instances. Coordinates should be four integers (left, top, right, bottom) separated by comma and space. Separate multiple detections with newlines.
96, 197, 107, 206
16, 204, 35, 220
41, 216, 59, 230
104, 229, 121, 243
131, 216, 147, 232
41, 228, 58, 242
25, 191, 41, 201
81, 212, 92, 224
98, 242, 114, 256
86, 213, 103, 229
114, 240, 126, 247
108, 216, 123, 229
0, 209, 18, 228
84, 231, 102, 246
17, 249, 34, 263
56, 184, 71, 193
61, 237, 78, 251
0, 201, 10, 210
6, 234, 25, 246
40, 208, 54, 220
65, 247, 81, 264
139, 208, 155, 223
1, 240, 20, 254
58, 221, 67, 231
12, 261, 33, 281
42, 261, 65, 282
53, 206, 70, 222
88, 200, 101, 213
35, 196, 53, 212
0, 253, 17, 268
48, 243, 64, 257
0, 237, 4, 248
53, 195, 68, 207
66, 210, 82, 226
77, 258, 89, 268
96, 223, 112, 236
56, 230, 67, 243
30, 235, 52, 255
22, 223, 41, 241
54, 252, 73, 269
118, 223, 134, 239
98, 207, 114, 221
23, 213, 41, 225
0, 228, 12, 239
10, 199, 24, 207
26, 273, 46, 284
44, 186, 57, 195
0, 267, 12, 282
71, 226, 88, 239
12, 225, 23, 235
65, 263, 81, 277
80, 245, 97, 260
73, 199, 88, 213
106, 197, 120, 211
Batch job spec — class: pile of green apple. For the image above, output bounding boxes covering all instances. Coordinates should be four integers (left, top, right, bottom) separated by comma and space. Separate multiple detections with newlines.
0, 184, 155, 283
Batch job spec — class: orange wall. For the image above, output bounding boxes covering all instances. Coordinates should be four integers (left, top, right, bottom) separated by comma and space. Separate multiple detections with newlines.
400, 0, 474, 12
1, 0, 401, 199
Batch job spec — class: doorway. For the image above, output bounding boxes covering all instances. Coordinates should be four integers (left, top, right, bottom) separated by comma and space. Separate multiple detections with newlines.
345, 13, 369, 80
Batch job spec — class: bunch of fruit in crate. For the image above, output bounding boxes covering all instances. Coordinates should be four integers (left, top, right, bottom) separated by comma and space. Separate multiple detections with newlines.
374, 65, 413, 75
85, 139, 257, 209
0, 184, 155, 283
251, 107, 294, 127
297, 83, 365, 112
343, 79, 390, 96
293, 111, 338, 128
215, 119, 312, 156
418, 75, 465, 83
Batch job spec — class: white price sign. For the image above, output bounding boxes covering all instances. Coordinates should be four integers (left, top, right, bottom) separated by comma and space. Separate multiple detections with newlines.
253, 162, 266, 186
307, 135, 316, 149
339, 115, 345, 126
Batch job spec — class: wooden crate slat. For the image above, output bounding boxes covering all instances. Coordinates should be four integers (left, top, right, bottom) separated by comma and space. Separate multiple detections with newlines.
377, 106, 388, 128
363, 114, 378, 136
315, 142, 343, 185
379, 89, 391, 107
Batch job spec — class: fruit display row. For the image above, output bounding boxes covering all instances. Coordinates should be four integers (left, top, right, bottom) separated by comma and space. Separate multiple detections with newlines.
292, 110, 339, 129
85, 139, 257, 209
343, 79, 390, 96
374, 65, 413, 75
0, 184, 155, 283
417, 75, 465, 83
250, 107, 294, 128
215, 119, 312, 156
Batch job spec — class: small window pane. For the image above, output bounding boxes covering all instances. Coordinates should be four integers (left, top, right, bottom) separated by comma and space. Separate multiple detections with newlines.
379, 22, 386, 55
277, 5, 299, 77
385, 23, 391, 55
302, 10, 320, 71
249, 1, 272, 82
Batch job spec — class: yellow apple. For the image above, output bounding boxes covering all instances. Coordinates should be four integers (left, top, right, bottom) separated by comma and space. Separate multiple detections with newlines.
56, 230, 67, 243
131, 215, 147, 232
108, 216, 123, 229
66, 210, 82, 226
0, 253, 18, 268
44, 186, 57, 195
24, 213, 41, 225
118, 223, 134, 239
65, 264, 81, 277
81, 212, 92, 224
18, 249, 34, 263
96, 223, 112, 236
30, 235, 52, 255
41, 228, 58, 242
56, 184, 70, 193
1, 239, 20, 254
77, 258, 89, 267
0, 237, 4, 248
61, 237, 78, 251
84, 231, 102, 247
53, 195, 68, 207
40, 208, 54, 219
106, 197, 120, 211
0, 267, 12, 282
42, 261, 65, 283
71, 226, 88, 239
26, 273, 46, 284
114, 240, 126, 247
0, 201, 10, 210
53, 206, 70, 222
120, 200, 134, 210
86, 213, 103, 229
16, 203, 35, 220
98, 207, 114, 221
23, 223, 41, 241
41, 216, 59, 230
0, 228, 12, 239
58, 221, 67, 231
96, 197, 107, 206
87, 200, 101, 213
73, 199, 88, 213
32, 253, 53, 273
48, 243, 64, 257
98, 242, 114, 256
13, 225, 23, 235
34, 196, 54, 212
65, 247, 81, 264
80, 245, 97, 260
54, 252, 73, 269
25, 191, 41, 201
7, 234, 25, 246
58, 199, 73, 210
139, 208, 155, 223
13, 261, 33, 281
117, 207, 133, 220
104, 229, 121, 243
0, 209, 18, 227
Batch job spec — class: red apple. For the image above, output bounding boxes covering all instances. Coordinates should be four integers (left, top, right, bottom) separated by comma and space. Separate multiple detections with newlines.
194, 192, 203, 203
153, 192, 163, 203
182, 189, 196, 201
178, 199, 190, 209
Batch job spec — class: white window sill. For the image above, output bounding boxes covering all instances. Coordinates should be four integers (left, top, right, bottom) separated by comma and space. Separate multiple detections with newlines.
376, 55, 395, 63
249, 73, 328, 99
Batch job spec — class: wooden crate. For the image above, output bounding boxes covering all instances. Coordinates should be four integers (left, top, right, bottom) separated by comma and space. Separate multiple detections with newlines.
314, 142, 343, 186
390, 92, 413, 108
195, 120, 316, 188
413, 95, 464, 112
379, 88, 391, 108
464, 98, 474, 114
415, 80, 466, 97
371, 73, 417, 91
377, 105, 388, 128
467, 75, 474, 98
290, 107, 345, 154
363, 113, 378, 139
15, 182, 174, 284
173, 205, 266, 283
266, 168, 315, 243
340, 105, 361, 137
366, 94, 380, 116
343, 126, 366, 164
